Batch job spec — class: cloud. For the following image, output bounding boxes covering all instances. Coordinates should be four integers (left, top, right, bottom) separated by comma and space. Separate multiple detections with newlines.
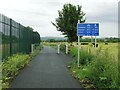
86, 8, 117, 23
84, 1, 118, 23
0, 0, 118, 37
47, 1, 63, 6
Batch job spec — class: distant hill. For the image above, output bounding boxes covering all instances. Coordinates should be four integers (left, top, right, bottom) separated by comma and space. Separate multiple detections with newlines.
41, 37, 67, 41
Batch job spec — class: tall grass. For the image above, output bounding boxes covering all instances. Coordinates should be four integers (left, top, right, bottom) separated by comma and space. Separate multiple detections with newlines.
69, 45, 119, 88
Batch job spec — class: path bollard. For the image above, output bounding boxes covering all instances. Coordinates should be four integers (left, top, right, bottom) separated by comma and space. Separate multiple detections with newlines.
58, 44, 60, 54
66, 44, 68, 54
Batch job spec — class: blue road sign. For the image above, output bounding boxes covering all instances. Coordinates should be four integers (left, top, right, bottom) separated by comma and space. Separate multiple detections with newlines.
77, 23, 99, 36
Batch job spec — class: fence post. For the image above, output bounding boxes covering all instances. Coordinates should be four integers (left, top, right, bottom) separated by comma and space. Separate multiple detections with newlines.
31, 44, 34, 53
10, 19, 12, 56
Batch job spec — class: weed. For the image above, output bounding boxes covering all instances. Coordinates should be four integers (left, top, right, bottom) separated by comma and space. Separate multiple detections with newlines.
68, 44, 119, 88
2, 45, 43, 89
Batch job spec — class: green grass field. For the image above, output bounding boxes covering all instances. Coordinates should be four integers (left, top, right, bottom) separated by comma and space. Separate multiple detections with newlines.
45, 42, 118, 59
73, 42, 118, 59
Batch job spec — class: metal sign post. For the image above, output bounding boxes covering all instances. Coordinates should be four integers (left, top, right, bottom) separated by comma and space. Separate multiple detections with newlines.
77, 20, 80, 67
78, 36, 80, 67
95, 36, 97, 54
91, 36, 93, 43
77, 22, 99, 68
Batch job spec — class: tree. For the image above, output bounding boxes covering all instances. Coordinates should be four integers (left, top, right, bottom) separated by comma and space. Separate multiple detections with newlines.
52, 3, 86, 43
26, 26, 33, 31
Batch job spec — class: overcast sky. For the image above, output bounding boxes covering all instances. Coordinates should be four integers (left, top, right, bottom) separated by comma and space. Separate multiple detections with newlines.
0, 0, 119, 38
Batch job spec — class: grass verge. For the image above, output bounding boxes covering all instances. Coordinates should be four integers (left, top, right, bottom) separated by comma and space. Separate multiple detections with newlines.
1, 45, 43, 89
68, 46, 119, 89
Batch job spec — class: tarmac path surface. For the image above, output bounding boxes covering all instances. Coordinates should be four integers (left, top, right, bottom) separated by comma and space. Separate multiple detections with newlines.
11, 46, 82, 88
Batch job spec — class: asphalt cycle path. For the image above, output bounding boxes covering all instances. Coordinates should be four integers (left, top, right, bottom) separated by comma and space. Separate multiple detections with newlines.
11, 46, 82, 88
